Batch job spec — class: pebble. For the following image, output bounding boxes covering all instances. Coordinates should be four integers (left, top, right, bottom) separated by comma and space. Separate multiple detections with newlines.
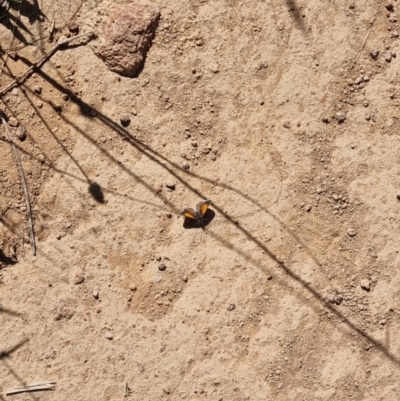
183, 162, 190, 170
226, 303, 236, 311
105, 332, 113, 340
282, 121, 291, 129
16, 126, 26, 141
360, 279, 370, 291
68, 20, 79, 34
322, 117, 330, 124
165, 182, 175, 190
336, 112, 346, 124
93, 290, 99, 299
370, 49, 379, 59
396, 193, 400, 201
120, 114, 131, 127
8, 117, 18, 127
11, 88, 18, 96
64, 221, 72, 229
347, 227, 357, 237
208, 62, 219, 73
305, 204, 312, 212
182, 275, 188, 282
73, 274, 85, 285
130, 284, 137, 291
385, 52, 392, 62
33, 85, 42, 94
158, 263, 167, 271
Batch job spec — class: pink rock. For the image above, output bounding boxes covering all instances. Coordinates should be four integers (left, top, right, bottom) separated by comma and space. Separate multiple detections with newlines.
97, 4, 160, 77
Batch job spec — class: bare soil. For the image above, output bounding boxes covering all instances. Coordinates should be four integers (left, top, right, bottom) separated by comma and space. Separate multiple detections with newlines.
1, 0, 400, 400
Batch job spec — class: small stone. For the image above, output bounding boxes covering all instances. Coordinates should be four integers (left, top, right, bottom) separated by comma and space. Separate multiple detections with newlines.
283, 121, 291, 129
385, 52, 392, 62
227, 303, 236, 311
305, 204, 312, 212
130, 284, 137, 291
336, 112, 346, 124
64, 221, 72, 229
62, 94, 69, 101
370, 49, 379, 59
11, 88, 18, 96
51, 102, 62, 113
8, 117, 18, 127
93, 290, 99, 299
16, 126, 26, 141
396, 193, 400, 201
355, 76, 363, 85
56, 233, 62, 240
347, 227, 357, 237
120, 114, 131, 127
182, 275, 188, 283
364, 75, 370, 82
74, 274, 85, 285
360, 279, 370, 291
183, 162, 190, 170
165, 182, 175, 190
334, 294, 343, 305
68, 20, 79, 34
208, 62, 219, 73
33, 85, 42, 94
158, 263, 167, 271
105, 332, 113, 340
322, 117, 330, 124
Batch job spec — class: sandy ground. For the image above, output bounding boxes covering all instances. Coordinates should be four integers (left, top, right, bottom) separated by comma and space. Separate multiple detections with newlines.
1, 0, 400, 400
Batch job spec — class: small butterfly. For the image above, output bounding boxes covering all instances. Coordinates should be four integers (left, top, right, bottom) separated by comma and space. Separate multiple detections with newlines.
179, 200, 211, 227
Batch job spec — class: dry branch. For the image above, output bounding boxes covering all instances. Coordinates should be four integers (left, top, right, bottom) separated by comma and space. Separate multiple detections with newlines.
0, 31, 94, 97
1, 113, 36, 256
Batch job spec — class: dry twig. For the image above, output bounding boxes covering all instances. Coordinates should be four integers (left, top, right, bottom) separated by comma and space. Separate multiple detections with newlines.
1, 113, 36, 256
6, 381, 56, 395
0, 31, 94, 97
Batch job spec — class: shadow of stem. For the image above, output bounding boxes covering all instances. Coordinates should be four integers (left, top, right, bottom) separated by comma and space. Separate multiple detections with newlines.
3, 48, 399, 368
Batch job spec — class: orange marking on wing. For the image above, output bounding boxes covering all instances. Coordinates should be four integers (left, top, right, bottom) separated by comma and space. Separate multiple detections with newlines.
181, 208, 197, 220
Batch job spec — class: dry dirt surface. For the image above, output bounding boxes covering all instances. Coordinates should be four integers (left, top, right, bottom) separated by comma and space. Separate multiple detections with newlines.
2, 0, 400, 400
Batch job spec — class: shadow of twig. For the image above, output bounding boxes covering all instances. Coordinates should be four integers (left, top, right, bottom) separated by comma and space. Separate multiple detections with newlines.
4, 43, 400, 368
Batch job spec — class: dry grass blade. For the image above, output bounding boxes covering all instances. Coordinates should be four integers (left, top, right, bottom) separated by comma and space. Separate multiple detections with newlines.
1, 113, 36, 256
6, 381, 56, 395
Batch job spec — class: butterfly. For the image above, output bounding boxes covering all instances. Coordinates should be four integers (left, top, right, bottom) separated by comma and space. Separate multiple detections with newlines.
179, 200, 211, 227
